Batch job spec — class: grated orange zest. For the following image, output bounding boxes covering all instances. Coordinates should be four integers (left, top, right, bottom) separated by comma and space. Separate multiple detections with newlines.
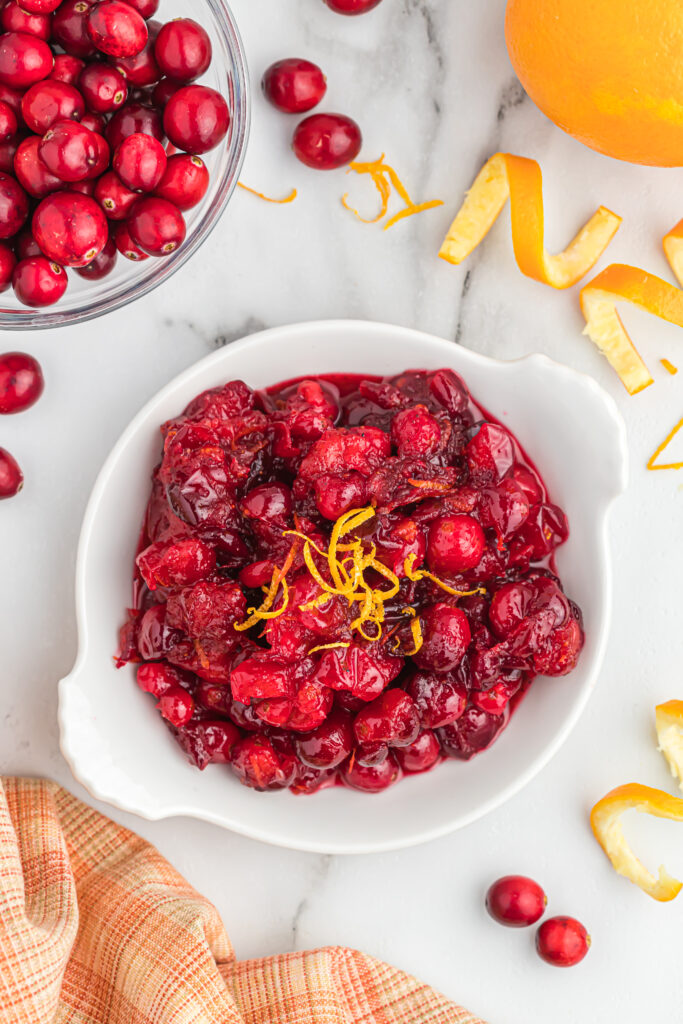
237, 182, 297, 204
308, 641, 351, 654
343, 154, 443, 230
661, 358, 678, 375
404, 552, 486, 598
647, 416, 683, 471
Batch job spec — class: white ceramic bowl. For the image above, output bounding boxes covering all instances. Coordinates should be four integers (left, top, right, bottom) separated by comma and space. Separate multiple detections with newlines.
59, 320, 627, 853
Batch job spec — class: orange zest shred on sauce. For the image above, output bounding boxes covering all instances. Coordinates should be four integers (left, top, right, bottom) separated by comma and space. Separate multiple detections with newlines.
233, 504, 484, 651
342, 154, 444, 231
646, 416, 683, 471
237, 182, 298, 204
661, 358, 678, 375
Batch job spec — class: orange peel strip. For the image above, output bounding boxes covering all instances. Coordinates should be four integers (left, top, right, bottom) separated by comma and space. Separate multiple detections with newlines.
439, 153, 621, 289
656, 701, 683, 787
237, 182, 297, 204
661, 358, 678, 375
663, 220, 683, 287
384, 199, 444, 231
590, 784, 683, 902
647, 417, 683, 471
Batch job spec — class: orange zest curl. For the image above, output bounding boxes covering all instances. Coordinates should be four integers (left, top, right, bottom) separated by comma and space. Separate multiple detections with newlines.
342, 154, 443, 231
403, 552, 486, 598
308, 641, 351, 655
647, 416, 683, 472
233, 538, 299, 632
660, 358, 678, 376
439, 152, 621, 289
237, 182, 298, 204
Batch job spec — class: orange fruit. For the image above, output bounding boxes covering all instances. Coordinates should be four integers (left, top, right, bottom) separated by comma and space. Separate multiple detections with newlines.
505, 0, 683, 166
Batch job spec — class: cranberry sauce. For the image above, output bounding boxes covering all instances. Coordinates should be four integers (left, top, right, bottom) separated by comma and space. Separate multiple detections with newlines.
118, 368, 584, 795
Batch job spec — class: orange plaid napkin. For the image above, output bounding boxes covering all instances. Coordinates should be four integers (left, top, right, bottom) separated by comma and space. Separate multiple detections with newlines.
0, 778, 484, 1024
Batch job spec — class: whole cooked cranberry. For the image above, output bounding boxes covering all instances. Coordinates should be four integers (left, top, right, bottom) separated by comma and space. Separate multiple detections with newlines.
472, 678, 520, 715
486, 876, 547, 927
0, 352, 44, 413
511, 503, 569, 561
113, 219, 147, 259
295, 710, 353, 769
39, 120, 101, 181
391, 404, 441, 457
14, 229, 41, 259
12, 256, 67, 306
78, 63, 127, 112
19, 0, 63, 12
113, 131, 166, 191
438, 704, 509, 760
488, 581, 532, 639
94, 169, 138, 219
106, 99, 164, 147
427, 514, 485, 574
126, 0, 158, 17
137, 537, 216, 589
466, 422, 515, 485
405, 671, 467, 728
479, 478, 530, 539
156, 684, 194, 727
240, 480, 292, 524
163, 84, 229, 154
1, 0, 51, 37
52, 0, 97, 59
195, 679, 232, 716
413, 602, 471, 672
0, 171, 28, 237
154, 18, 211, 82
76, 235, 117, 279
175, 719, 239, 770
87, 0, 148, 58
33, 191, 108, 266
395, 730, 441, 773
22, 81, 85, 134
262, 58, 326, 114
0, 101, 16, 142
136, 603, 182, 659
126, 195, 185, 255
353, 689, 420, 747
536, 917, 590, 967
0, 241, 15, 289
290, 765, 338, 795
313, 471, 366, 520
114, 20, 161, 87
511, 464, 543, 504
136, 660, 181, 697
292, 112, 362, 170
155, 153, 208, 210
355, 741, 388, 767
340, 751, 401, 793
533, 616, 583, 677
49, 54, 86, 85
231, 735, 296, 791
0, 31, 53, 88
151, 76, 181, 108
323, 0, 383, 12
0, 446, 22, 497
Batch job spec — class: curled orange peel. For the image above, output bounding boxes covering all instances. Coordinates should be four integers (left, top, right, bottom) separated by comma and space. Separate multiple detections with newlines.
663, 221, 683, 287
655, 701, 683, 788
590, 784, 683, 902
647, 417, 683, 471
438, 152, 621, 289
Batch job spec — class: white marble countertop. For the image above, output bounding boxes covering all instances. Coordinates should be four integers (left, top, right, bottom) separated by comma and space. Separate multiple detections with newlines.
3, 1, 683, 1021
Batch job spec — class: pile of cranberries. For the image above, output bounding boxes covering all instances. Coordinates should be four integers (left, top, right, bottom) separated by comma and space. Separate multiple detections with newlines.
0, 349, 43, 497
0, 2, 229, 307
486, 875, 591, 967
118, 366, 584, 796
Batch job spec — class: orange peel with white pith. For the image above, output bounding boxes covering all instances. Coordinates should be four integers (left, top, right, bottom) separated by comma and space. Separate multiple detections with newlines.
438, 152, 621, 289
590, 784, 683, 902
655, 701, 683, 789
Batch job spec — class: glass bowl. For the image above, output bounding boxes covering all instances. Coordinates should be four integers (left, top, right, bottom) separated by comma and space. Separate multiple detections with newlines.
0, 0, 249, 330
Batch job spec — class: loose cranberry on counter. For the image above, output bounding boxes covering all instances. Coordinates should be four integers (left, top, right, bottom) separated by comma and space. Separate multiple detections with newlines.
76, 235, 117, 279
154, 153, 208, 210
486, 876, 547, 927
78, 63, 128, 112
126, 195, 185, 255
12, 255, 67, 306
21, 80, 85, 133
0, 171, 28, 237
262, 58, 327, 114
536, 916, 590, 967
0, 31, 54, 89
323, 0, 384, 12
163, 84, 229, 154
0, 241, 15, 289
87, 0, 148, 59
292, 112, 362, 169
0, 2, 52, 42
0, 100, 16, 142
0, 446, 23, 497
49, 53, 86, 85
33, 191, 108, 266
113, 131, 166, 191
52, 0, 97, 59
154, 18, 211, 82
0, 352, 44, 413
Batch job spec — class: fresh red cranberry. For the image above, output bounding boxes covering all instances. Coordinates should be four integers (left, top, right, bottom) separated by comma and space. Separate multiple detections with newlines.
70, 177, 96, 195
0, 137, 17, 173
0, 31, 53, 88
536, 917, 590, 967
323, 0, 384, 12
38, 120, 100, 181
154, 18, 211, 83
49, 53, 85, 85
114, 20, 161, 87
0, 352, 44, 413
14, 229, 42, 259
292, 112, 362, 170
79, 111, 105, 134
0, 83, 22, 116
22, 81, 85, 134
78, 63, 127, 113
262, 58, 326, 114
33, 191, 108, 266
87, 1, 148, 58
0, 171, 27, 237
231, 735, 296, 791
113, 130, 166, 190
395, 730, 441, 772
174, 719, 239, 770
413, 603, 471, 672
438, 705, 510, 760
353, 689, 420, 747
126, 194, 184, 255
113, 218, 147, 259
0, 2, 51, 40
405, 671, 467, 728
391, 404, 441, 458
486, 876, 547, 927
340, 751, 401, 792
154, 153, 208, 210
12, 255, 67, 306
94, 169, 138, 219
0, 100, 16, 142
163, 84, 229, 154
151, 76, 181, 107
0, 446, 22, 497
0, 241, 15, 289
18, 0, 63, 12
156, 684, 194, 727
75, 235, 117, 279
427, 514, 485, 574
105, 99, 163, 147
126, 0, 158, 18
295, 710, 353, 769
52, 0, 97, 59
89, 128, 111, 176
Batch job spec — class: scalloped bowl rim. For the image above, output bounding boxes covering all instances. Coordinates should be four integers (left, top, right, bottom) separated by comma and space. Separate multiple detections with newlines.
59, 320, 628, 853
